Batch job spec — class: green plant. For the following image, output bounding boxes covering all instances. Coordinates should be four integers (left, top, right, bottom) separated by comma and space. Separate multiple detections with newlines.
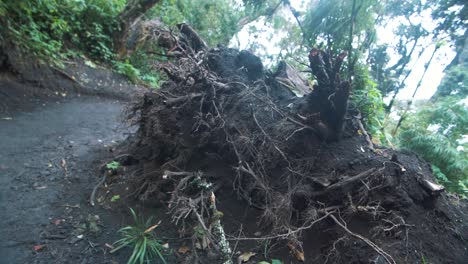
111, 195, 121, 202
257, 259, 282, 264
114, 61, 141, 83
106, 161, 121, 170
397, 96, 468, 194
351, 64, 386, 144
421, 254, 427, 264
0, 0, 124, 64
111, 208, 168, 264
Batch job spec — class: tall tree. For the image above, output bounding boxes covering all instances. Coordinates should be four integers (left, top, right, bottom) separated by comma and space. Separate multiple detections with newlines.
115, 0, 161, 57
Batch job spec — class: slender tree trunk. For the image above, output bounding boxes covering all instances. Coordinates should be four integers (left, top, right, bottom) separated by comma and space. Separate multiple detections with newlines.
287, 3, 309, 46
391, 45, 439, 136
232, 0, 284, 44
385, 46, 424, 114
431, 28, 468, 101
114, 0, 161, 58
346, 0, 358, 79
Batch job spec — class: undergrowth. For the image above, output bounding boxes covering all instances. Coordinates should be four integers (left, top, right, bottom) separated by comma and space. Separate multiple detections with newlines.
111, 208, 168, 264
0, 0, 124, 63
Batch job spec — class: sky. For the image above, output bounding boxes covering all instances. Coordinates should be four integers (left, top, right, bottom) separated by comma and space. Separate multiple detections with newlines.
230, 0, 456, 101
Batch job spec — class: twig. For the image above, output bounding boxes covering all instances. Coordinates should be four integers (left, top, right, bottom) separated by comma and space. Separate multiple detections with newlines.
329, 214, 396, 264
324, 168, 376, 192
163, 93, 203, 107
355, 113, 375, 151
252, 112, 290, 165
227, 211, 333, 241
230, 224, 243, 259
90, 175, 107, 207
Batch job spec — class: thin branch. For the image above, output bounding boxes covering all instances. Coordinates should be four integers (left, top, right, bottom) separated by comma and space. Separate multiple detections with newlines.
329, 214, 396, 264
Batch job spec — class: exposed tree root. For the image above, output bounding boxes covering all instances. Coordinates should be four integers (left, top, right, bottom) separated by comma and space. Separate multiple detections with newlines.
121, 25, 468, 263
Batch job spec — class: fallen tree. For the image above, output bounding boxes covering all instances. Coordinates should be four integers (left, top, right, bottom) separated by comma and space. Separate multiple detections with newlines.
120, 27, 468, 263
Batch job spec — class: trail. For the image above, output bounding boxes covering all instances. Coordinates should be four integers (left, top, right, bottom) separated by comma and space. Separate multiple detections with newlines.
0, 81, 131, 263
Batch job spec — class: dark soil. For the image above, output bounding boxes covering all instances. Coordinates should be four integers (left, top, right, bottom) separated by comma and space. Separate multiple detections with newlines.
118, 47, 468, 264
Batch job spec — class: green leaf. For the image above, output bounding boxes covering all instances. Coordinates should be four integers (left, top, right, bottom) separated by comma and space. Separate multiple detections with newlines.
111, 195, 121, 202
106, 161, 121, 170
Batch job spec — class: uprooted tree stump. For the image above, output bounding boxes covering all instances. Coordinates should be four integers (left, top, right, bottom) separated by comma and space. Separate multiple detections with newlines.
121, 27, 468, 264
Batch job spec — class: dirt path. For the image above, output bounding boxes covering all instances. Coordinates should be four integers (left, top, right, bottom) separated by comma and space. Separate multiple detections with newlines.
0, 82, 132, 263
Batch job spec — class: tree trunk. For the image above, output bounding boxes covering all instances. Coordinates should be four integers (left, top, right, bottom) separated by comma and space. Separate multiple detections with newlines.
431, 28, 468, 101
392, 45, 439, 136
346, 0, 358, 78
298, 49, 350, 141
114, 0, 161, 58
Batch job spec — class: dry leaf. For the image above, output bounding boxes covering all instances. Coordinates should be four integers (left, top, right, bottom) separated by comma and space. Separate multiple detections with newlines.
287, 242, 305, 262
237, 252, 256, 263
178, 246, 190, 254
33, 244, 46, 251
210, 192, 216, 204
144, 224, 159, 233
144, 220, 161, 233
105, 243, 114, 250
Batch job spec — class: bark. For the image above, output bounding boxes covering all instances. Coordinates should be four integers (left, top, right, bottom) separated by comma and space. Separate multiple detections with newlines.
114, 0, 161, 58
385, 47, 424, 114
301, 49, 350, 141
346, 0, 358, 78
274, 61, 310, 97
177, 23, 208, 52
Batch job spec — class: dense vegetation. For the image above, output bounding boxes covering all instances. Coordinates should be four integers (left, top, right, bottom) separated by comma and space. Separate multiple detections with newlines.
0, 0, 466, 194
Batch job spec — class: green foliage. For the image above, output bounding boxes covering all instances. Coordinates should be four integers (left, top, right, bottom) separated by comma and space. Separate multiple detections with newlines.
112, 208, 168, 264
0, 0, 125, 63
398, 97, 468, 194
114, 59, 163, 88
303, 0, 381, 53
128, 48, 166, 88
114, 61, 141, 83
351, 64, 386, 143
257, 259, 282, 264
150, 0, 242, 46
431, 0, 467, 43
111, 194, 121, 202
432, 64, 468, 100
106, 161, 121, 170
421, 254, 428, 264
